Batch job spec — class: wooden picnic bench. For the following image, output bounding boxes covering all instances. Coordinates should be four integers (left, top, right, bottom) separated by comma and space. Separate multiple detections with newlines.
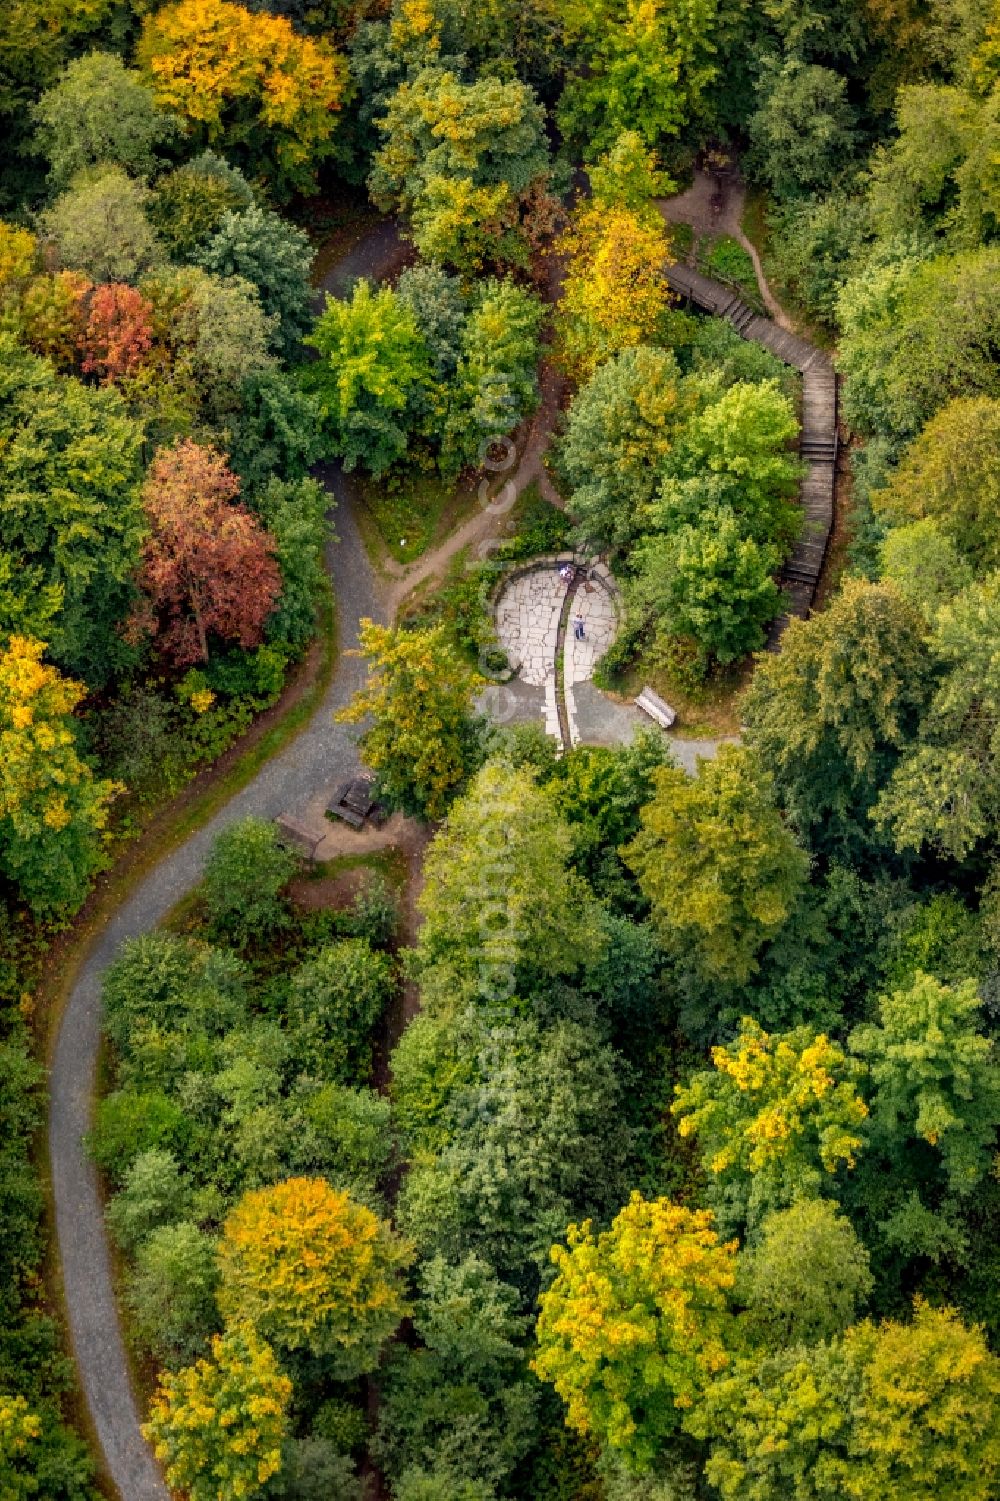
327, 777, 377, 829
635, 686, 677, 730
275, 815, 323, 861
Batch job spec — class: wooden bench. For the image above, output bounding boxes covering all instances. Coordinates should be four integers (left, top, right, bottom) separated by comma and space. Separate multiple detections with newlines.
326, 777, 376, 829
635, 686, 677, 730
275, 815, 322, 862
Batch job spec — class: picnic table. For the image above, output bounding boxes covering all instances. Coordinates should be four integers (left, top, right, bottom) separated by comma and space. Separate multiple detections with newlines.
327, 777, 378, 829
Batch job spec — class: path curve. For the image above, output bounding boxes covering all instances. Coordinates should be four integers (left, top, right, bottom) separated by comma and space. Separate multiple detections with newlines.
48, 228, 408, 1501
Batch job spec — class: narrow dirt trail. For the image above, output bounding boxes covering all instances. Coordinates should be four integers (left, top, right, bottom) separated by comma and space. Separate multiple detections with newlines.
657, 168, 796, 331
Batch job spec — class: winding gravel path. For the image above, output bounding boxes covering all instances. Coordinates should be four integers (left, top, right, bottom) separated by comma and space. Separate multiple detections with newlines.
48, 231, 399, 1500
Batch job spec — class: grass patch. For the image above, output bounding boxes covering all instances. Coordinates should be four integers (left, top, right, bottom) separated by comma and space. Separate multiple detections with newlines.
698, 234, 763, 310
354, 469, 485, 567
617, 649, 751, 739
669, 221, 695, 259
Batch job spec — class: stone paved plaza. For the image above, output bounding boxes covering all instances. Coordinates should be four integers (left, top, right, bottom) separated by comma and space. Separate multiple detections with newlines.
493, 565, 627, 749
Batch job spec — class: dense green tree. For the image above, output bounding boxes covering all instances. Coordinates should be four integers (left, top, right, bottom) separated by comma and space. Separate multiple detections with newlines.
399, 1015, 630, 1284
556, 0, 723, 155
39, 167, 162, 285
305, 280, 431, 475
440, 277, 542, 476
195, 205, 314, 359
149, 152, 255, 260
632, 510, 784, 666
742, 579, 932, 854
851, 972, 1000, 1192
839, 246, 1000, 441
415, 761, 605, 1000
879, 519, 973, 618
876, 571, 1000, 856
624, 746, 808, 983
33, 54, 178, 191
395, 263, 468, 380
737, 1199, 874, 1350
747, 57, 857, 201
872, 396, 1000, 569
560, 346, 686, 553
286, 939, 393, 1081
250, 476, 329, 653
128, 1221, 219, 1368
376, 1255, 536, 1493
106, 1149, 190, 1256
0, 335, 145, 681
202, 818, 296, 950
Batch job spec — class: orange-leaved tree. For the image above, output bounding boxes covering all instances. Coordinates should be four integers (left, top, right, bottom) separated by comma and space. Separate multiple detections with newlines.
138, 0, 349, 197
80, 282, 154, 383
217, 1177, 411, 1377
131, 438, 281, 666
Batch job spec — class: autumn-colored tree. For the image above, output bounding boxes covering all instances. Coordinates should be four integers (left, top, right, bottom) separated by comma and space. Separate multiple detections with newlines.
0, 221, 37, 304
533, 1194, 737, 1470
217, 1177, 410, 1374
673, 1019, 869, 1232
624, 745, 809, 983
144, 1324, 290, 1501
0, 636, 118, 912
17, 270, 91, 369
337, 620, 481, 819
555, 200, 671, 378
138, 0, 349, 197
845, 1300, 1000, 1501
80, 283, 154, 384
872, 396, 1000, 570
0, 1394, 41, 1496
133, 439, 280, 666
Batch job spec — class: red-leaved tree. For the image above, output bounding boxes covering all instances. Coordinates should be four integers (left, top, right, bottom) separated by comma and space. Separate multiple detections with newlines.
81, 282, 154, 383
133, 439, 281, 665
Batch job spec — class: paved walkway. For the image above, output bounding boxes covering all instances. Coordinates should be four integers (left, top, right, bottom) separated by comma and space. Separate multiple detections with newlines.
48, 241, 402, 1501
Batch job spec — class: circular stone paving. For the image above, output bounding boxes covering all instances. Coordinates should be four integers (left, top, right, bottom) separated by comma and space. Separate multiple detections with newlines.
491, 564, 622, 749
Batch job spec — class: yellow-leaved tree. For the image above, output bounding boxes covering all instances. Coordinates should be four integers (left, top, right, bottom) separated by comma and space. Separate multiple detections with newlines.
533, 1193, 737, 1471
0, 636, 118, 913
144, 1324, 290, 1501
217, 1177, 411, 1377
138, 0, 348, 197
555, 133, 672, 377
672, 1018, 869, 1233
337, 620, 482, 821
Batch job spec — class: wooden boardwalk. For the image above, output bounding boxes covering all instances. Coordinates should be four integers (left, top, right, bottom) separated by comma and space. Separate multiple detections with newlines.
663, 263, 837, 648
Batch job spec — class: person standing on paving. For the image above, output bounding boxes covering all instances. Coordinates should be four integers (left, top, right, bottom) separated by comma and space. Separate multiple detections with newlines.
573, 615, 585, 641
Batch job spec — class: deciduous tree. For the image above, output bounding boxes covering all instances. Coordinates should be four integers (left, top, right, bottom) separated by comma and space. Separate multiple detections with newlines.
304, 281, 431, 476
195, 205, 314, 359
555, 201, 671, 378
39, 167, 162, 285
33, 52, 179, 190
624, 745, 808, 982
80, 283, 154, 384
132, 440, 281, 666
138, 0, 349, 198
672, 1018, 869, 1232
337, 620, 481, 819
144, 1324, 290, 1501
0, 637, 117, 913
217, 1177, 410, 1372
533, 1194, 737, 1470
